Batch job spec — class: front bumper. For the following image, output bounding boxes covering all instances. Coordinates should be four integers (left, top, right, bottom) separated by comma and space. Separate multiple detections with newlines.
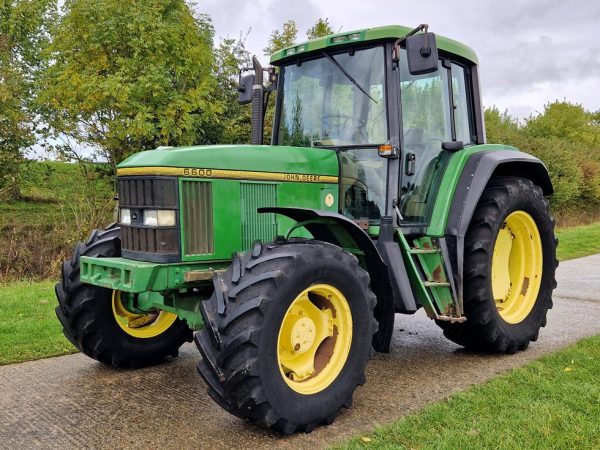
80, 256, 229, 293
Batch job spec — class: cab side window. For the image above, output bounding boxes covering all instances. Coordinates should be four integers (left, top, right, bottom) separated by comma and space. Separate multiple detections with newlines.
451, 63, 476, 144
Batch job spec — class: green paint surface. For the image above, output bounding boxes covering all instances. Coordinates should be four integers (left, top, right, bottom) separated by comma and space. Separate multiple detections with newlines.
427, 144, 518, 236
118, 144, 339, 176
270, 25, 478, 65
80, 256, 230, 293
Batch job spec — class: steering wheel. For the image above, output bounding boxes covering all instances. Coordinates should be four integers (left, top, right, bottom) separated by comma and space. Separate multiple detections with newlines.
322, 114, 369, 143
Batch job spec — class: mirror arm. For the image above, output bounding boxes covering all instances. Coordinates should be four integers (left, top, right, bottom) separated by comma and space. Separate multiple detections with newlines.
392, 24, 429, 61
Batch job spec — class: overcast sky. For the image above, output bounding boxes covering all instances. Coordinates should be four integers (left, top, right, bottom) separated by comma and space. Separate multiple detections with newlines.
198, 0, 600, 120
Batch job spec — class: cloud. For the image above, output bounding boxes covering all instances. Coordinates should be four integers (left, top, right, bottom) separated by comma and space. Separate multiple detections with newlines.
199, 0, 600, 118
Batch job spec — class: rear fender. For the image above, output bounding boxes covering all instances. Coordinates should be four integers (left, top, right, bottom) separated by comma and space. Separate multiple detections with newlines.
444, 149, 553, 306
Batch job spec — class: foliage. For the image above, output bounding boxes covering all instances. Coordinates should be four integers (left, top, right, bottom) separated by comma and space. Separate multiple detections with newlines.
485, 102, 600, 217
263, 19, 297, 56
306, 17, 334, 39
0, 0, 57, 199
37, 0, 218, 174
0, 161, 113, 281
202, 33, 252, 145
525, 101, 600, 148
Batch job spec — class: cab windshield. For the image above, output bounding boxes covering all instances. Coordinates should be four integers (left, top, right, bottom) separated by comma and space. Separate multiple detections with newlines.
276, 46, 388, 147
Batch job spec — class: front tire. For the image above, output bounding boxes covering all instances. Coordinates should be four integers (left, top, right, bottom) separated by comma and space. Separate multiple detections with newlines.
195, 239, 377, 433
439, 177, 558, 353
55, 226, 192, 368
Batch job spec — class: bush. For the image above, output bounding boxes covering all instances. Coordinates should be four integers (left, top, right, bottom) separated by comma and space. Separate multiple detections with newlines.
0, 161, 114, 281
485, 102, 600, 221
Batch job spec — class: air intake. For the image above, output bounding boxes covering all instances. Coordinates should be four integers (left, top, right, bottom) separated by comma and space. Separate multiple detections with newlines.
181, 180, 214, 255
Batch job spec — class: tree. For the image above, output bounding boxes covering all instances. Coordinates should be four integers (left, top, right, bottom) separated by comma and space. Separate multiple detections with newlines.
484, 106, 520, 144
306, 17, 333, 39
263, 20, 297, 56
38, 0, 218, 177
0, 0, 56, 199
202, 33, 252, 145
524, 101, 600, 148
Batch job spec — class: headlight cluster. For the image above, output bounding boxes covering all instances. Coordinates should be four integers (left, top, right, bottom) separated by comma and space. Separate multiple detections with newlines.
119, 209, 176, 227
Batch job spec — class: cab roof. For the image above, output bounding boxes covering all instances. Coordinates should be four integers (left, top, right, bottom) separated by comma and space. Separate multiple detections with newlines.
269, 24, 478, 66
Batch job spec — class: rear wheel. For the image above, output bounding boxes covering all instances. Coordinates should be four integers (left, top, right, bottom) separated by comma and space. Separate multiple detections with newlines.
55, 226, 192, 368
195, 239, 377, 433
438, 177, 558, 353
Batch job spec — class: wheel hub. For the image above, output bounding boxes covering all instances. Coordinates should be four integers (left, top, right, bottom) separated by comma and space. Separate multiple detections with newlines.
290, 316, 317, 352
491, 210, 543, 324
277, 284, 353, 394
111, 291, 178, 339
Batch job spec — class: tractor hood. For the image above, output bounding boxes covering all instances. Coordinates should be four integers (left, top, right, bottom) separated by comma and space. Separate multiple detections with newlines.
116, 145, 339, 183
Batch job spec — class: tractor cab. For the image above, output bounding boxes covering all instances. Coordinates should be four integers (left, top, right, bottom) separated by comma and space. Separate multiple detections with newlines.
242, 25, 485, 233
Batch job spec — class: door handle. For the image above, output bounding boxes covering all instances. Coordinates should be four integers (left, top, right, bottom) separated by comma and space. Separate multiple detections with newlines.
405, 152, 416, 176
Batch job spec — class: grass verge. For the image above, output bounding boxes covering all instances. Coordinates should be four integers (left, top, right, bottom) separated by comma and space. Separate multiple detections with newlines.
0, 280, 76, 365
556, 222, 600, 260
336, 333, 600, 450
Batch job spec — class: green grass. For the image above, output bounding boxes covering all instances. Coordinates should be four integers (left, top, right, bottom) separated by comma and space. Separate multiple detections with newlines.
0, 280, 76, 365
336, 333, 600, 450
556, 222, 600, 260
0, 161, 91, 228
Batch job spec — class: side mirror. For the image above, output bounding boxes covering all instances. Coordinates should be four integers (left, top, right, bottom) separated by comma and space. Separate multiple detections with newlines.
405, 32, 438, 75
238, 73, 255, 104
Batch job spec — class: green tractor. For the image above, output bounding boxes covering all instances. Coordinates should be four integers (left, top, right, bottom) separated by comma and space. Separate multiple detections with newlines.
55, 25, 557, 433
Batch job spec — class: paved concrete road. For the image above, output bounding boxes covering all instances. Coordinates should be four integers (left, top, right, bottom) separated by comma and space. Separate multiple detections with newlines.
1, 255, 600, 450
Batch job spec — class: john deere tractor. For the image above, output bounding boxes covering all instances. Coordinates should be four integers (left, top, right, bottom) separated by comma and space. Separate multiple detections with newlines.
56, 25, 557, 433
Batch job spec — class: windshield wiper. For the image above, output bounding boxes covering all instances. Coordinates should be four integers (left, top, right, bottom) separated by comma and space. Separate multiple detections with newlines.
322, 51, 378, 104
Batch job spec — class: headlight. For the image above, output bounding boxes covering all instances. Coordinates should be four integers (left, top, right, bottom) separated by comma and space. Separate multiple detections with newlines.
157, 209, 176, 226
120, 208, 131, 225
143, 209, 176, 227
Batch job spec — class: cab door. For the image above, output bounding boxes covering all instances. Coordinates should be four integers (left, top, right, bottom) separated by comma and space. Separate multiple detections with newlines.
397, 51, 476, 225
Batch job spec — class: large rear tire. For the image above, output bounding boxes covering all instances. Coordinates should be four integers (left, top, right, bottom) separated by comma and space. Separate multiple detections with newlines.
55, 225, 192, 368
438, 177, 558, 353
195, 239, 377, 434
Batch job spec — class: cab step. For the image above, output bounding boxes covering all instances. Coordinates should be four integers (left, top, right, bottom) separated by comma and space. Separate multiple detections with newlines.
423, 281, 451, 288
408, 248, 439, 254
435, 314, 467, 323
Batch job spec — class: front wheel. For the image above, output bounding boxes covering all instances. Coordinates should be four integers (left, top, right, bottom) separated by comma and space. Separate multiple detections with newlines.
195, 239, 377, 433
438, 177, 558, 353
55, 226, 192, 368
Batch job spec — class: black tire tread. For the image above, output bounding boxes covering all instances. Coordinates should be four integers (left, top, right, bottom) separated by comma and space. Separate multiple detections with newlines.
195, 239, 377, 434
55, 226, 192, 368
438, 177, 558, 353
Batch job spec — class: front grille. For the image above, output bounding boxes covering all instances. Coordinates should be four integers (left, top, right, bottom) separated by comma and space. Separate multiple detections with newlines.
181, 180, 214, 255
120, 227, 179, 254
240, 182, 278, 250
118, 177, 180, 262
118, 177, 178, 208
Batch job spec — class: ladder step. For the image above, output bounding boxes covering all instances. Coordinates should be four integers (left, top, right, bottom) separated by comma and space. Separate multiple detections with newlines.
436, 315, 467, 323
423, 281, 451, 288
409, 248, 439, 254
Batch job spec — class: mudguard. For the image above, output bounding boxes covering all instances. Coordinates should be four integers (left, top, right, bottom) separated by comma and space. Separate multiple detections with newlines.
259, 207, 395, 352
444, 150, 553, 305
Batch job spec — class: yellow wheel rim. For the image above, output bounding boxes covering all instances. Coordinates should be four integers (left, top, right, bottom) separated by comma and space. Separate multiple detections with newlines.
111, 291, 178, 339
277, 284, 353, 395
491, 210, 543, 324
